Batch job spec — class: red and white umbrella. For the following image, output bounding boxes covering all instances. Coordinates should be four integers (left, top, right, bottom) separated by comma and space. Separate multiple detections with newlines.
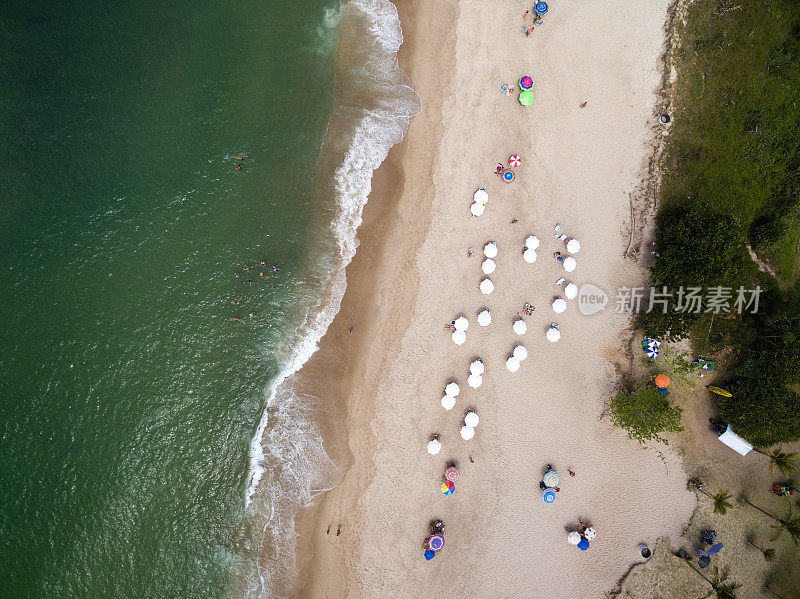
509, 155, 522, 168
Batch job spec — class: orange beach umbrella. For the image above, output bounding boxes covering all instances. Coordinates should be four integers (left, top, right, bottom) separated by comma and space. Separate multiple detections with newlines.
654, 374, 671, 388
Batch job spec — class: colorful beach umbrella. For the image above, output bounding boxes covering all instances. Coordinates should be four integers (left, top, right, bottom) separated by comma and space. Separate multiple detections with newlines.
583, 527, 596, 541
519, 90, 534, 107
503, 170, 515, 183
654, 374, 671, 388
541, 488, 557, 504
428, 534, 445, 552
535, 2, 549, 15
445, 466, 461, 483
645, 345, 659, 359
424, 549, 436, 560
509, 154, 522, 167
441, 480, 455, 495
543, 470, 559, 487
567, 531, 582, 545
577, 538, 590, 551
518, 76, 533, 91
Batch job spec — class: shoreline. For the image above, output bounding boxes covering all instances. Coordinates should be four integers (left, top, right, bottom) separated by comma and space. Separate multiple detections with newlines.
290, 1, 456, 595
289, 1, 695, 597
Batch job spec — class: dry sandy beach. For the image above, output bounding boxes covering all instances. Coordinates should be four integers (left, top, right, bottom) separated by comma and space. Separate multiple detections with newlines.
292, 1, 696, 597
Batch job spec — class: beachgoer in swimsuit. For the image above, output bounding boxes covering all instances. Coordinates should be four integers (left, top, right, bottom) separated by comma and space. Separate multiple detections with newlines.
554, 252, 564, 262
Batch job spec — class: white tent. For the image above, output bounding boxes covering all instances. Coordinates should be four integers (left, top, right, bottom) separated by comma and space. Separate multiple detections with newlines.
513, 319, 527, 335
523, 248, 538, 263
547, 326, 561, 342
469, 359, 485, 375
513, 345, 528, 361
525, 235, 540, 250
470, 202, 485, 217
464, 411, 479, 428
441, 395, 456, 410
427, 439, 441, 455
563, 256, 576, 272
473, 188, 489, 205
454, 316, 469, 332
445, 382, 460, 397
506, 356, 521, 372
567, 238, 581, 254
477, 309, 492, 326
467, 373, 483, 389
452, 330, 466, 345
481, 258, 496, 275
564, 283, 578, 299
483, 241, 498, 259
460, 426, 475, 441
718, 425, 753, 456
552, 298, 567, 313
479, 278, 494, 295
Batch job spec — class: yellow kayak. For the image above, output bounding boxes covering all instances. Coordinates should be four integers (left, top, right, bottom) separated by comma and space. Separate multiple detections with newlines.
707, 386, 732, 397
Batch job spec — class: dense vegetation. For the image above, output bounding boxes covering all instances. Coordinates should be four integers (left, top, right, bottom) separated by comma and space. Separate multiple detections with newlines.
609, 387, 684, 445
642, 0, 800, 446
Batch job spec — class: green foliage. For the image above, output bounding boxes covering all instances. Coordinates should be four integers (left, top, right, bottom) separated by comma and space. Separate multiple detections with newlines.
765, 448, 798, 477
762, 547, 777, 562
717, 307, 800, 446
711, 490, 734, 515
610, 386, 684, 445
654, 348, 697, 390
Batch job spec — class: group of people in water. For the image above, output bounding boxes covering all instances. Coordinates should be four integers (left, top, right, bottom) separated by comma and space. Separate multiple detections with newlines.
230, 260, 279, 320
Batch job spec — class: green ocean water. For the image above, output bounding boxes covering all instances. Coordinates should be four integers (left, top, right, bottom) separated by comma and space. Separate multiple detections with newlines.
0, 1, 343, 596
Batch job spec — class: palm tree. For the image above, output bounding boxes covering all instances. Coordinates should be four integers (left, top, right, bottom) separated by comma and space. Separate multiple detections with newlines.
745, 534, 776, 562
763, 585, 785, 599
740, 497, 800, 546
679, 561, 740, 599
753, 447, 798, 477
688, 480, 733, 515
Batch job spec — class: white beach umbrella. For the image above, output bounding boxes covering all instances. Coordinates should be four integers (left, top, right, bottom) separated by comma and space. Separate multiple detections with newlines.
564, 282, 578, 300
481, 258, 496, 275
567, 531, 582, 545
454, 316, 469, 332
483, 242, 498, 259
513, 345, 528, 361
460, 425, 475, 441
506, 356, 521, 372
470, 202, 485, 217
452, 330, 467, 345
445, 381, 460, 397
467, 373, 483, 389
477, 309, 492, 326
547, 326, 561, 343
525, 235, 540, 250
563, 256, 577, 272
513, 319, 527, 335
464, 411, 480, 428
479, 278, 494, 295
583, 527, 597, 541
441, 394, 456, 411
474, 188, 489, 205
552, 298, 567, 314
523, 248, 538, 263
566, 238, 581, 254
427, 439, 442, 455
469, 359, 485, 375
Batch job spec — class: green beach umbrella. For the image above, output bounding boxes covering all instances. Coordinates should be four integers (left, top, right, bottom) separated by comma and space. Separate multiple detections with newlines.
519, 90, 534, 107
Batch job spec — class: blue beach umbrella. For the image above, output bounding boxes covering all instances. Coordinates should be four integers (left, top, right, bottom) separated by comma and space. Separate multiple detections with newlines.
645, 345, 659, 359
503, 170, 515, 183
541, 488, 557, 504
424, 549, 436, 560
535, 2, 549, 15
577, 538, 590, 550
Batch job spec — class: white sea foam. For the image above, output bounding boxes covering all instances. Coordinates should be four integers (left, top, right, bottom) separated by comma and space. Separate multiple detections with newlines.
242, 0, 420, 596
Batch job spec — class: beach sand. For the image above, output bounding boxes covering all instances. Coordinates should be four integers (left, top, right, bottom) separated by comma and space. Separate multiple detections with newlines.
292, 1, 696, 597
